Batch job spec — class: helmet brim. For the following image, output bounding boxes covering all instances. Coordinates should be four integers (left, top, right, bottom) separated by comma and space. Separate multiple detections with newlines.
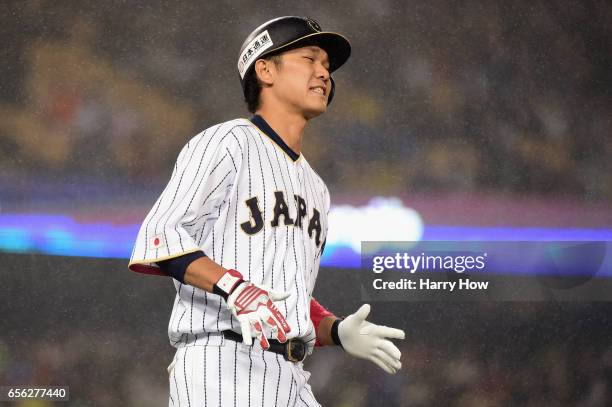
260, 31, 351, 73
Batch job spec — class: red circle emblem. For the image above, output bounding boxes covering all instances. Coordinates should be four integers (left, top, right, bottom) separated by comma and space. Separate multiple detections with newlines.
154, 237, 160, 246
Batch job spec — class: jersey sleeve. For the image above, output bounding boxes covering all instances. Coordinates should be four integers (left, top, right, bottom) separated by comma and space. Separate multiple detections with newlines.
128, 125, 243, 275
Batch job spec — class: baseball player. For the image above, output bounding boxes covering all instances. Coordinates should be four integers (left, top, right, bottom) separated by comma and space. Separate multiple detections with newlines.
129, 16, 405, 406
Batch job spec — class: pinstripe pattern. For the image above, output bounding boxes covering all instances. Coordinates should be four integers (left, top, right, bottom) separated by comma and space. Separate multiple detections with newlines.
183, 347, 191, 407
171, 359, 180, 407
249, 130, 267, 284
287, 375, 294, 407
245, 128, 253, 282
274, 354, 282, 407
130, 118, 327, 345
203, 339, 208, 405
168, 339, 321, 407
131, 118, 328, 406
271, 141, 291, 319
233, 341, 238, 407
248, 340, 253, 407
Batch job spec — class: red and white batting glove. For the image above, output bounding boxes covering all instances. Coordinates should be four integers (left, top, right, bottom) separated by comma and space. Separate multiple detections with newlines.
217, 270, 291, 350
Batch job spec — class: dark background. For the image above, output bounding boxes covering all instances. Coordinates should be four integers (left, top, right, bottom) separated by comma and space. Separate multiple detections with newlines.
2, 254, 612, 406
1, 0, 612, 405
1, 0, 611, 205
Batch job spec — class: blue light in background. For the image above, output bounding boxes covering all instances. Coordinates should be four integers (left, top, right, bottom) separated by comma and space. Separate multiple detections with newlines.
0, 214, 139, 259
0, 227, 34, 252
1, 214, 611, 269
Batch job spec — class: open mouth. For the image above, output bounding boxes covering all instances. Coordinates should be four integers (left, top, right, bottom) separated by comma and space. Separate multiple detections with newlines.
309, 86, 326, 96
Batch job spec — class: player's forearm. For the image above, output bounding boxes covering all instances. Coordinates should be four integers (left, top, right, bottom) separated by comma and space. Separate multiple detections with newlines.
184, 256, 228, 292
316, 315, 340, 346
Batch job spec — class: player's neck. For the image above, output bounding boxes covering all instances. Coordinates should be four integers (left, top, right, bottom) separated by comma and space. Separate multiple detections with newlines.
256, 108, 306, 155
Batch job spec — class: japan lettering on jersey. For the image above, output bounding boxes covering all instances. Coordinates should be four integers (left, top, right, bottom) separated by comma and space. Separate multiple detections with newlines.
129, 118, 329, 349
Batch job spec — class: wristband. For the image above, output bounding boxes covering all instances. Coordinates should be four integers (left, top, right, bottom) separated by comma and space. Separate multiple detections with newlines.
213, 269, 244, 300
331, 318, 343, 348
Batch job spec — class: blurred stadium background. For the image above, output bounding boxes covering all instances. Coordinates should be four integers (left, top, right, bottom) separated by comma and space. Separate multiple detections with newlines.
1, 0, 611, 405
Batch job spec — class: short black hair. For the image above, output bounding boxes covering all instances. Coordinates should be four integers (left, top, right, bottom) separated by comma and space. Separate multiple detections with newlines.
243, 54, 282, 113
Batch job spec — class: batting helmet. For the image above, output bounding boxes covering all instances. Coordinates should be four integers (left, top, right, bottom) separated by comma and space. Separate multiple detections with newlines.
238, 16, 351, 105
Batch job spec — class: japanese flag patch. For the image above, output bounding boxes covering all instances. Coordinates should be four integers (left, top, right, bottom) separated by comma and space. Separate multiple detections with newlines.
150, 234, 165, 249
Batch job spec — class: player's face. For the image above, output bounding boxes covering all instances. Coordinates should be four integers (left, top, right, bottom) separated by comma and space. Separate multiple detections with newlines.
272, 46, 331, 119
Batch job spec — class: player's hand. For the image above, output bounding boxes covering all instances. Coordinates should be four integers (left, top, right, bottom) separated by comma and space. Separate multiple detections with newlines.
337, 304, 405, 374
227, 282, 291, 350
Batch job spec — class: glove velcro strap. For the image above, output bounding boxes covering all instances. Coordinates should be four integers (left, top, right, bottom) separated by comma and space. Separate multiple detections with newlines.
331, 318, 343, 348
234, 284, 266, 307
214, 269, 244, 300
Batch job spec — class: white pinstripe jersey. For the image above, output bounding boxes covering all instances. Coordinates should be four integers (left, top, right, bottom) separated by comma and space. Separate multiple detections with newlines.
129, 117, 329, 349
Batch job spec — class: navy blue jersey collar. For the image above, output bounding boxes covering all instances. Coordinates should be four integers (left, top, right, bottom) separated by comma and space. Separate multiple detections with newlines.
250, 115, 300, 162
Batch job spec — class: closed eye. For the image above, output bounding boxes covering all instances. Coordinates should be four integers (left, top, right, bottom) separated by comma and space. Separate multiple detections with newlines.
304, 56, 314, 62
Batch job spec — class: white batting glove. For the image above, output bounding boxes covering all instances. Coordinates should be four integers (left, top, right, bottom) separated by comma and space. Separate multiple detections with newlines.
226, 281, 291, 350
337, 304, 405, 374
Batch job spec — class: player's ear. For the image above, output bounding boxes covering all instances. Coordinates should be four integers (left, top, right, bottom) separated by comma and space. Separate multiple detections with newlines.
254, 59, 275, 86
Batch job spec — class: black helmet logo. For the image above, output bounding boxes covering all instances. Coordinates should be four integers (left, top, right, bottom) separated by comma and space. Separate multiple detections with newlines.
306, 18, 322, 32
